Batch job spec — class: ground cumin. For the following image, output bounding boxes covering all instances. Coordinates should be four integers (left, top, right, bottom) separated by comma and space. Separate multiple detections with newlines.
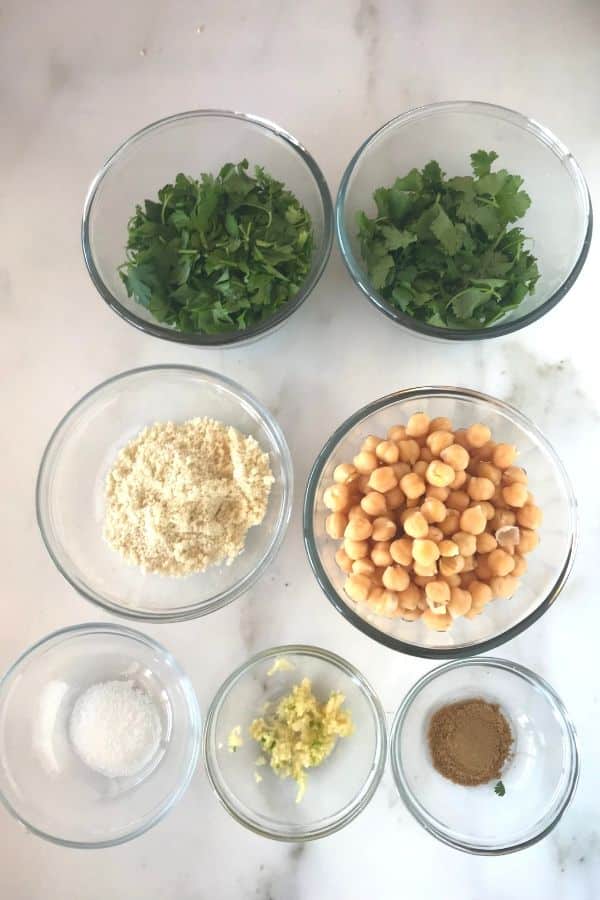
427, 698, 512, 786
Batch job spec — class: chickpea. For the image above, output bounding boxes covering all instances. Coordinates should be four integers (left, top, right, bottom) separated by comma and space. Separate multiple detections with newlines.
371, 542, 393, 567
517, 504, 542, 530
390, 537, 413, 566
399, 507, 415, 526
467, 477, 495, 501
403, 511, 429, 539
397, 608, 422, 621
439, 539, 459, 558
412, 460, 428, 478
492, 443, 517, 469
480, 501, 495, 521
344, 517, 373, 542
385, 486, 405, 511
490, 575, 519, 599
475, 556, 492, 580
326, 512, 348, 539
367, 587, 399, 616
420, 447, 433, 463
426, 484, 450, 502
461, 572, 477, 589
406, 412, 430, 437
459, 505, 487, 535
383, 565, 410, 592
368, 466, 398, 494
490, 508, 516, 530
371, 517, 397, 542
512, 555, 527, 577
414, 573, 436, 586
323, 483, 351, 512
447, 490, 470, 512
466, 423, 491, 448
387, 424, 406, 442
477, 461, 502, 485
412, 538, 440, 566
344, 538, 369, 560
333, 463, 357, 485
421, 497, 447, 523
476, 441, 496, 462
441, 443, 470, 471
502, 483, 528, 508
448, 587, 472, 618
426, 430, 455, 456
361, 435, 380, 452
422, 610, 453, 631
429, 416, 453, 432
360, 491, 386, 518
452, 531, 477, 556
496, 525, 520, 553
344, 574, 371, 602
397, 439, 420, 465
375, 440, 400, 464
400, 472, 426, 499
476, 532, 497, 554
405, 497, 420, 509
426, 460, 455, 488
346, 505, 364, 521
462, 554, 476, 572
488, 548, 516, 576
469, 580, 493, 608
397, 582, 421, 610
392, 461, 411, 480
449, 469, 467, 490
335, 547, 353, 573
503, 466, 528, 485
357, 474, 371, 494
415, 560, 439, 577
454, 429, 469, 447
371, 567, 385, 586
352, 558, 376, 577
518, 528, 539, 554
439, 511, 460, 536
353, 450, 378, 475
425, 579, 451, 608
427, 526, 444, 543
439, 555, 464, 577
442, 573, 462, 587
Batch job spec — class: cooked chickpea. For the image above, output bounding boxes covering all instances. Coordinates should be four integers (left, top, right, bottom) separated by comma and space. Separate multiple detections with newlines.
412, 538, 440, 566
447, 490, 470, 512
461, 572, 477, 589
397, 608, 422, 621
452, 531, 477, 556
439, 555, 464, 576
429, 416, 453, 432
375, 440, 400, 464
392, 461, 411, 480
493, 443, 517, 469
371, 542, 393, 567
425, 580, 451, 608
344, 574, 371, 602
357, 474, 371, 494
502, 483, 528, 508
466, 423, 491, 448
367, 586, 398, 616
368, 466, 398, 494
453, 429, 469, 448
476, 532, 497, 554
353, 450, 378, 475
476, 441, 496, 462
469, 580, 493, 608
490, 575, 519, 599
448, 587, 472, 618
397, 473, 423, 500
371, 517, 397, 542
449, 469, 467, 490
441, 443, 470, 471
403, 511, 429, 539
518, 528, 539, 554
390, 538, 413, 566
488, 548, 516, 576
422, 610, 453, 630
360, 491, 387, 517
426, 430, 455, 456
352, 558, 376, 577
361, 435, 380, 452
405, 497, 420, 509
462, 554, 476, 572
517, 504, 542, 529
344, 538, 369, 560
344, 517, 373, 542
385, 486, 405, 511
442, 573, 462, 587
406, 412, 430, 437
397, 439, 420, 465
439, 539, 459, 557
480, 501, 495, 521
335, 548, 353, 573
459, 505, 487, 535
371, 567, 385, 586
491, 508, 516, 530
397, 582, 420, 610
387, 424, 406, 442
512, 555, 527, 577
421, 497, 446, 523
323, 483, 351, 512
333, 463, 357, 484
426, 460, 455, 487
383, 565, 410, 592
503, 465, 528, 485
474, 557, 492, 580
477, 461, 502, 485
326, 512, 348, 539
426, 484, 450, 502
467, 477, 495, 501
427, 526, 444, 543
347, 505, 365, 521
414, 573, 436, 586
439, 511, 460, 536
420, 447, 433, 462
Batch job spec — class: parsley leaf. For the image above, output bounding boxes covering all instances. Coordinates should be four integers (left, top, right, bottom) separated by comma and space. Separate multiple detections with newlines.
357, 150, 539, 329
119, 160, 313, 334
494, 780, 506, 797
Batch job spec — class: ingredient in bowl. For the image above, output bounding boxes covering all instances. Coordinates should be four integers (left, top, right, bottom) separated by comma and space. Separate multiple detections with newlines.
494, 779, 506, 797
249, 678, 354, 802
427, 698, 513, 786
104, 417, 274, 576
69, 680, 162, 778
323, 413, 542, 630
119, 160, 313, 334
227, 725, 244, 753
357, 150, 539, 328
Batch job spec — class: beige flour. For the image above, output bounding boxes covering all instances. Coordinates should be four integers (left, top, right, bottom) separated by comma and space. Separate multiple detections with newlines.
104, 418, 274, 576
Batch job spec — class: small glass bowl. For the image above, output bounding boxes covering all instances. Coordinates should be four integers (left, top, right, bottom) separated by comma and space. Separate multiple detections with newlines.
390, 658, 579, 854
82, 109, 333, 347
36, 365, 293, 621
337, 101, 592, 341
304, 386, 577, 658
0, 623, 201, 848
203, 645, 387, 841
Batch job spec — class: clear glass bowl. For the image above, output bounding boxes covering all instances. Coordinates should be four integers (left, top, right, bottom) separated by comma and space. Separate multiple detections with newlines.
390, 658, 579, 854
304, 386, 577, 658
337, 101, 592, 341
0, 623, 200, 848
82, 109, 333, 347
36, 365, 293, 621
203, 645, 387, 841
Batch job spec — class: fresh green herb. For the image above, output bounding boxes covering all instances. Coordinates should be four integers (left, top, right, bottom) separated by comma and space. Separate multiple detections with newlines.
494, 780, 506, 797
357, 150, 539, 329
119, 160, 313, 334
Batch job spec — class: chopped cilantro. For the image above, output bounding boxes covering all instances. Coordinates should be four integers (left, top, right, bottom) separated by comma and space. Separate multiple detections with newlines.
494, 780, 506, 797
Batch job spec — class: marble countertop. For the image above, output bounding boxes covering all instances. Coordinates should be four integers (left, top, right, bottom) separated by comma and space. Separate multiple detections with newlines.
2, 0, 599, 897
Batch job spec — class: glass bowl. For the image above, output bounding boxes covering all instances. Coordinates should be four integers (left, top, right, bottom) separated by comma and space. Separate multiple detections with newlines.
0, 623, 200, 848
203, 645, 387, 841
390, 658, 579, 854
36, 365, 293, 621
304, 386, 576, 658
82, 109, 333, 347
337, 101, 592, 341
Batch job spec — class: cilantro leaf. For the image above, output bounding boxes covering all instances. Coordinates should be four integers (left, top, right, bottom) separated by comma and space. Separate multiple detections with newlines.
494, 780, 506, 797
430, 205, 460, 255
471, 149, 499, 177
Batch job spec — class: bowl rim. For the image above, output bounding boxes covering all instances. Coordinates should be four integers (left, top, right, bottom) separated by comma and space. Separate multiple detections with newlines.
336, 100, 593, 341
35, 364, 293, 622
202, 643, 388, 841
389, 656, 580, 854
0, 622, 201, 849
81, 108, 334, 347
303, 384, 578, 659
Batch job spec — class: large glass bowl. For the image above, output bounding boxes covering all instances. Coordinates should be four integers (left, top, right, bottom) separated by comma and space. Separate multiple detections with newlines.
0, 624, 201, 848
390, 658, 579, 854
337, 101, 592, 341
304, 386, 576, 658
82, 110, 333, 347
203, 645, 387, 841
36, 365, 292, 621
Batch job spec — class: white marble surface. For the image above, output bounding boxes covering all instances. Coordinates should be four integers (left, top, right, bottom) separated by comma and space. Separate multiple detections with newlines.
2, 0, 600, 896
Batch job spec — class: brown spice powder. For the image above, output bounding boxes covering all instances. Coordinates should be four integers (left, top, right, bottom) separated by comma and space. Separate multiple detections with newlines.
427, 698, 513, 786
